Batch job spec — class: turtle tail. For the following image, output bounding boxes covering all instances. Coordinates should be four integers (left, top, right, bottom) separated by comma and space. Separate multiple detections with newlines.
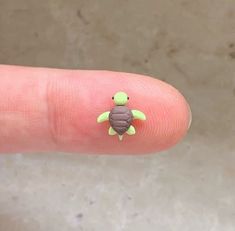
118, 135, 123, 141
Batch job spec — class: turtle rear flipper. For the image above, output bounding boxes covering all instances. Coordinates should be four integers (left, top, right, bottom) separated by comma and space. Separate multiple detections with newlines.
109, 127, 117, 135
126, 125, 136, 135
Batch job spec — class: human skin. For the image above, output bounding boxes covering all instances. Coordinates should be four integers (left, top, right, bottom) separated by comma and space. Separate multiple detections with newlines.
0, 65, 191, 154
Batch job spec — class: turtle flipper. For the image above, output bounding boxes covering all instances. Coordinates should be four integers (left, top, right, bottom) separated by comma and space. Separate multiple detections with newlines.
132, 110, 146, 120
97, 111, 110, 123
126, 125, 136, 135
109, 127, 117, 135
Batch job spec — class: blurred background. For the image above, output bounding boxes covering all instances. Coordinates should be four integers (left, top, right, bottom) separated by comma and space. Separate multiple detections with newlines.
0, 0, 234, 230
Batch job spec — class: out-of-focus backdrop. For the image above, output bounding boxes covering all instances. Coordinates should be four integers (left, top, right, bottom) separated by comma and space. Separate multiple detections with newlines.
0, 0, 234, 230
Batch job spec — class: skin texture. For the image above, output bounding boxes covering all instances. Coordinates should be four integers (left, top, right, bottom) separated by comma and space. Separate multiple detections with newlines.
0, 65, 191, 155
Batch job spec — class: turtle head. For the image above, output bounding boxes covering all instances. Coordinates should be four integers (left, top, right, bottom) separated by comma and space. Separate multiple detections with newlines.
112, 92, 129, 106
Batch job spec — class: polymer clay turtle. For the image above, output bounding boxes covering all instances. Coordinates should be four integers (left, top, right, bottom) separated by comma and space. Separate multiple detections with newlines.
97, 92, 146, 141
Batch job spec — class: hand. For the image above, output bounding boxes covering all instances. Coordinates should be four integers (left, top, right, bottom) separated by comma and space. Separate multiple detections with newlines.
0, 65, 191, 154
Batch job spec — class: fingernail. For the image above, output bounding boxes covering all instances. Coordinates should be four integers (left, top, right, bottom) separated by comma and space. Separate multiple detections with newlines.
187, 103, 192, 129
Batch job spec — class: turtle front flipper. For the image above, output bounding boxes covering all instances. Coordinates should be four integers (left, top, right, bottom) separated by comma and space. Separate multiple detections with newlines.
108, 127, 117, 135
126, 125, 136, 135
97, 111, 110, 123
132, 110, 146, 120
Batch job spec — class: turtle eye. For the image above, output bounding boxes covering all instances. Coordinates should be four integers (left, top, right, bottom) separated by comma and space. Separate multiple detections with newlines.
112, 96, 114, 100
127, 97, 129, 100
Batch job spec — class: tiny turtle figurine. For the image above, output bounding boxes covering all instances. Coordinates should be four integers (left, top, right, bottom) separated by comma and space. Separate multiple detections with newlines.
97, 92, 146, 141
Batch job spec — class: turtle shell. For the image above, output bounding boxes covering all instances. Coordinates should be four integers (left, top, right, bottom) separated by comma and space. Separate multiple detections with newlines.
109, 106, 133, 135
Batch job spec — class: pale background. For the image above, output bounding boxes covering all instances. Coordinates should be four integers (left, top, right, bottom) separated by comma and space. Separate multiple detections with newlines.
0, 0, 235, 230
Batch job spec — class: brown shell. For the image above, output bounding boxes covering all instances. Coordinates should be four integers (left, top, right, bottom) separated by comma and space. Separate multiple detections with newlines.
109, 106, 133, 135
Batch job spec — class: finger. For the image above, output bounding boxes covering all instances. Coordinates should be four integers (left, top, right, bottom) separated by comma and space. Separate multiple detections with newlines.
0, 65, 191, 154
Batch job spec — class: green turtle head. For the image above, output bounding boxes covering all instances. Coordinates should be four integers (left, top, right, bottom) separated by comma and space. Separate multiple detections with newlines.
112, 91, 129, 106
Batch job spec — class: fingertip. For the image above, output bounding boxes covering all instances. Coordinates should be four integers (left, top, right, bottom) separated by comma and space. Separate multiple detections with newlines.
50, 70, 191, 154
